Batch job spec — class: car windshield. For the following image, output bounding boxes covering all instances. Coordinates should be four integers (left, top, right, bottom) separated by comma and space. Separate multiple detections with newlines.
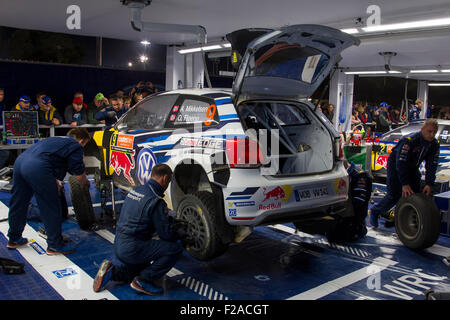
252, 43, 329, 84
118, 94, 179, 130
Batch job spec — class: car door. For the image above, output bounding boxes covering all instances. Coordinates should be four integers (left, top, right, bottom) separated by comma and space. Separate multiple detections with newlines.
228, 24, 360, 105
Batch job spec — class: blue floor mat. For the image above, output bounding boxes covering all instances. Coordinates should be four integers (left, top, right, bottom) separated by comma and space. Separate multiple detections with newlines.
0, 234, 63, 300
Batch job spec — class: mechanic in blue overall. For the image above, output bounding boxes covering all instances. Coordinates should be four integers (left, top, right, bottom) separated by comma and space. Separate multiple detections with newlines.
369, 118, 440, 228
6, 127, 91, 254
93, 164, 186, 295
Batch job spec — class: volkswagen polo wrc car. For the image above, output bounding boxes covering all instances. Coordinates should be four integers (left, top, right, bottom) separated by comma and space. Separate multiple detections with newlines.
81, 24, 360, 260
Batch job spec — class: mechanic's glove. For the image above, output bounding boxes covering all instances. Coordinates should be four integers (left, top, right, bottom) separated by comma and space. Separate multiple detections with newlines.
106, 111, 117, 118
172, 220, 195, 245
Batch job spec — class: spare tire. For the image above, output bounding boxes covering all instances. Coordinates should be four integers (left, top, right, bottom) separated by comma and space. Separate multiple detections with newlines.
176, 191, 228, 261
395, 193, 441, 250
68, 175, 96, 230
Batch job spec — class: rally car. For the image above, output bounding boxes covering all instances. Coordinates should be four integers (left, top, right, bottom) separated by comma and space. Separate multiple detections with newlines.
78, 24, 360, 261
371, 119, 450, 180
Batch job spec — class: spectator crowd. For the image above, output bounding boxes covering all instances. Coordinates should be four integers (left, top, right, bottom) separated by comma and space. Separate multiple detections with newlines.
0, 80, 158, 130
316, 98, 450, 135
0, 81, 158, 168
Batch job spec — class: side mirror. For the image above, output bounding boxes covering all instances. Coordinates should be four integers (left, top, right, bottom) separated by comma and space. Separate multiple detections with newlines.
117, 122, 128, 132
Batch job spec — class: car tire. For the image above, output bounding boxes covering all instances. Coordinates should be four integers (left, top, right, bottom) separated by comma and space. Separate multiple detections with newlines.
68, 175, 96, 230
395, 193, 441, 250
176, 191, 228, 261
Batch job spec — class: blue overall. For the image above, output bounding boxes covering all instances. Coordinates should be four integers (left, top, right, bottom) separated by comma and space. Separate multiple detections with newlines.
111, 179, 182, 283
7, 136, 85, 248
371, 131, 440, 218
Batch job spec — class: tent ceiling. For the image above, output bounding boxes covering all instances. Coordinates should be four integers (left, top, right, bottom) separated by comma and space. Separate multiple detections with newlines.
1, 0, 450, 79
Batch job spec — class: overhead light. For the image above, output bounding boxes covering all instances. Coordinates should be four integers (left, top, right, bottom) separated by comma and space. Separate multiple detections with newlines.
428, 83, 450, 86
341, 28, 359, 34
344, 71, 387, 75
178, 42, 231, 54
128, 62, 133, 67
140, 40, 151, 46
139, 55, 148, 63
178, 47, 202, 54
440, 69, 450, 72
410, 69, 439, 73
201, 45, 222, 51
362, 17, 450, 33
388, 70, 402, 74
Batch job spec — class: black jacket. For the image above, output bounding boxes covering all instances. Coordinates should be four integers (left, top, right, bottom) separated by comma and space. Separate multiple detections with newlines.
390, 131, 440, 186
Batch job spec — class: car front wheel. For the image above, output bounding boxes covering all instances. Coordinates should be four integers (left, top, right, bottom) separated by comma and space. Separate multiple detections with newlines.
176, 191, 228, 261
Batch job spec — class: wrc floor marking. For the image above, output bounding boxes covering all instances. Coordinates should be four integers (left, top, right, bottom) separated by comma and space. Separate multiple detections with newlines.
93, 227, 231, 300
0, 221, 117, 300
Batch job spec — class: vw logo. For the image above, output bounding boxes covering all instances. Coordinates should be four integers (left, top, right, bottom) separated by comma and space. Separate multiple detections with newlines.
136, 148, 157, 185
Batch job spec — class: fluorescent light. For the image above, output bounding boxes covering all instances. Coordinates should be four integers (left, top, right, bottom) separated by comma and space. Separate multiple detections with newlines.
140, 40, 151, 46
345, 71, 387, 75
178, 47, 202, 54
440, 69, 450, 72
362, 17, 450, 33
410, 69, 439, 73
428, 83, 450, 86
222, 43, 232, 48
388, 70, 402, 74
201, 45, 222, 51
341, 28, 359, 34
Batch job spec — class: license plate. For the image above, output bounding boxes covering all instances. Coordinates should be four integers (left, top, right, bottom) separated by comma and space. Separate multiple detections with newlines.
294, 186, 329, 202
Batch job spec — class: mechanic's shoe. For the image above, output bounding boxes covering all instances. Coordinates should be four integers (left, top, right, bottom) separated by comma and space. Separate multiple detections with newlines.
7, 237, 28, 249
443, 256, 450, 267
46, 244, 76, 255
93, 260, 113, 292
130, 277, 163, 295
369, 210, 379, 228
384, 219, 395, 228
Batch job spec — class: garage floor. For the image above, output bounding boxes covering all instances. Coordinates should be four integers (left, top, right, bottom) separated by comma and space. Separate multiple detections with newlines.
0, 178, 449, 300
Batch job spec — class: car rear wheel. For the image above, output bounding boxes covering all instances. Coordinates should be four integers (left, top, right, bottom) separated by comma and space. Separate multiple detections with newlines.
68, 175, 96, 230
176, 191, 228, 261
395, 193, 441, 250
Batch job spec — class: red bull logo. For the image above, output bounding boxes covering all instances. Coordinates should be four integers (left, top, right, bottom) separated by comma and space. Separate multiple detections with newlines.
262, 185, 292, 202
376, 155, 389, 169
110, 150, 136, 185
334, 178, 347, 196
263, 186, 285, 202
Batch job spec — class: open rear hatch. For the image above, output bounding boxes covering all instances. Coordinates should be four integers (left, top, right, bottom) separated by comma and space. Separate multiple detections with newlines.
226, 25, 359, 176
227, 24, 360, 105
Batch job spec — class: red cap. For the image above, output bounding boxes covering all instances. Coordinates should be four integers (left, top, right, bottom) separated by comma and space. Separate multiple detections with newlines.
73, 97, 83, 105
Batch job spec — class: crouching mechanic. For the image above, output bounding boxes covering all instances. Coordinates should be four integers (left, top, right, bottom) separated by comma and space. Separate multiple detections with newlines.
93, 164, 190, 295
370, 118, 440, 228
6, 128, 91, 254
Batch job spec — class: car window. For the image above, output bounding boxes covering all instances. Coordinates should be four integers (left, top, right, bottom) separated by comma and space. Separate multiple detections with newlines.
438, 125, 450, 144
270, 103, 310, 125
252, 43, 329, 84
165, 96, 219, 129
119, 94, 179, 130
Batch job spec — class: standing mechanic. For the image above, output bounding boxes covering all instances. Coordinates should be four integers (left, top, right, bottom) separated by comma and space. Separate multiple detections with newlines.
6, 128, 91, 254
370, 119, 440, 228
93, 164, 188, 295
